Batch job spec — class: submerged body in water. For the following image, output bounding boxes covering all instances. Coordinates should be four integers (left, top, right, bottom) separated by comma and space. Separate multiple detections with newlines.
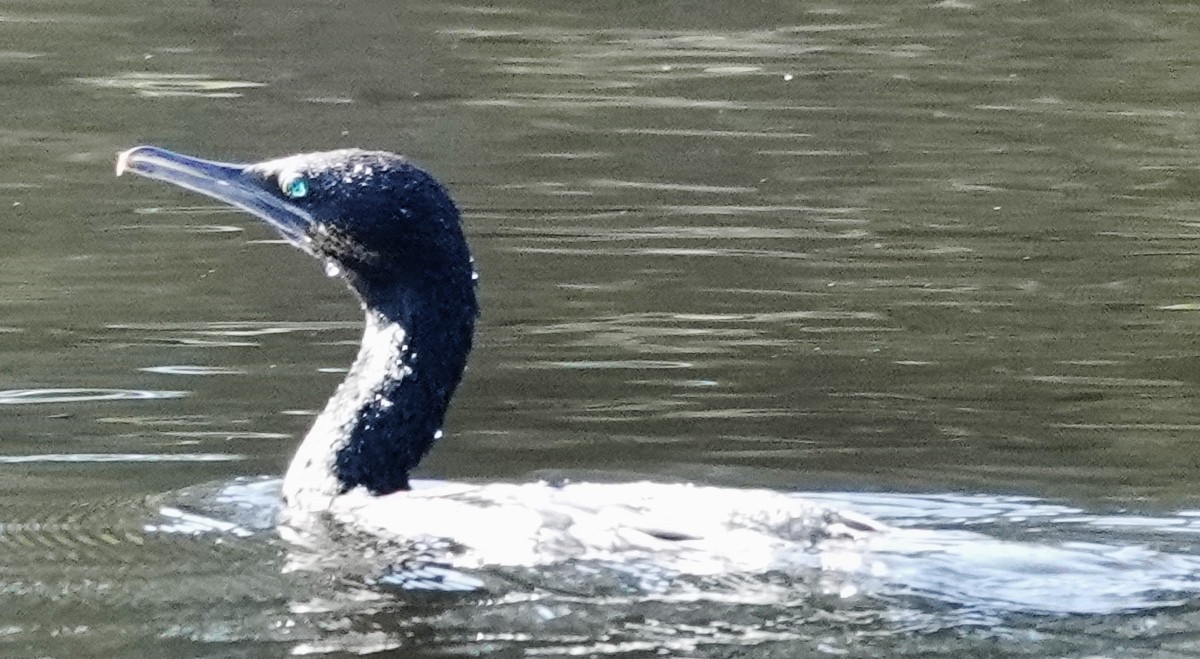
312, 479, 877, 572
116, 146, 880, 570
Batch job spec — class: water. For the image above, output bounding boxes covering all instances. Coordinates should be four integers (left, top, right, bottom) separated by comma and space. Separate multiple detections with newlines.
2, 0, 1200, 655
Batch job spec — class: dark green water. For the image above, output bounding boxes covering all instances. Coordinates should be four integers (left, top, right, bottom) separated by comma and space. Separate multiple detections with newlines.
3, 0, 1200, 655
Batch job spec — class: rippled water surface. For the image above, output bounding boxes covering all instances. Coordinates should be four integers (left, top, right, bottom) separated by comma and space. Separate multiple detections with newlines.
3, 0, 1200, 656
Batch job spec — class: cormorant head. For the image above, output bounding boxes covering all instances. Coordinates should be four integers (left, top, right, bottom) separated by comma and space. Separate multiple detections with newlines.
116, 146, 476, 309
118, 147, 480, 496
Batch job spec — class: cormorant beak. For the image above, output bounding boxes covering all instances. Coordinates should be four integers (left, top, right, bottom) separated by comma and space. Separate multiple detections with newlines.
116, 146, 315, 250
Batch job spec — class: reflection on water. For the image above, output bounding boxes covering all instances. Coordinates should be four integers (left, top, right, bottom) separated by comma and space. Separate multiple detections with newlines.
9, 478, 1199, 656
77, 72, 267, 98
2, 0, 1200, 655
0, 453, 239, 463
0, 388, 187, 404
139, 365, 246, 375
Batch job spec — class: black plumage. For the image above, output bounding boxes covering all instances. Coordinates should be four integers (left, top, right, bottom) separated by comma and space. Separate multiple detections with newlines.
118, 147, 478, 497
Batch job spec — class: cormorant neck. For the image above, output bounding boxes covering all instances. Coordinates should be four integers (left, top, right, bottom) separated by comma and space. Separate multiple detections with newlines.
282, 275, 476, 511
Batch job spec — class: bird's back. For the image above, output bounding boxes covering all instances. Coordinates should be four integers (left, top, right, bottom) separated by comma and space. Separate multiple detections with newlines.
304, 481, 883, 573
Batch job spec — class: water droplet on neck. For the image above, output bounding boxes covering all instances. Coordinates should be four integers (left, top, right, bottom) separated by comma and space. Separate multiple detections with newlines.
324, 261, 341, 278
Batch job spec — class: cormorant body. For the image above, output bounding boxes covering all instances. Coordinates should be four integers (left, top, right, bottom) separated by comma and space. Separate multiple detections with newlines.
117, 146, 880, 572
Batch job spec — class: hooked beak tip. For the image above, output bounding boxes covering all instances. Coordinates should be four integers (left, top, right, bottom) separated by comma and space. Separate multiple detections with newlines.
115, 148, 134, 177
114, 145, 315, 249
114, 147, 145, 177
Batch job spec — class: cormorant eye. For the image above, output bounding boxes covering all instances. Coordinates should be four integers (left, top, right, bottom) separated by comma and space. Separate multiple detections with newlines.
279, 171, 309, 199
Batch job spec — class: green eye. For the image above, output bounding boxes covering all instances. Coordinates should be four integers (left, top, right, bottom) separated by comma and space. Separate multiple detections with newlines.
279, 172, 309, 199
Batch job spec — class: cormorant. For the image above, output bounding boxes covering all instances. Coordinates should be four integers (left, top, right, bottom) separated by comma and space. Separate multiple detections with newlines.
117, 146, 880, 572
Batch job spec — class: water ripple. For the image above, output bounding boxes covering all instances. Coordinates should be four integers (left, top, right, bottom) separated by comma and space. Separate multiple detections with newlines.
159, 431, 290, 440
76, 72, 265, 98
534, 359, 694, 370
587, 179, 757, 194
139, 366, 246, 376
132, 205, 241, 216
1021, 375, 1186, 387
109, 321, 358, 335
0, 389, 187, 405
114, 223, 244, 234
0, 453, 238, 464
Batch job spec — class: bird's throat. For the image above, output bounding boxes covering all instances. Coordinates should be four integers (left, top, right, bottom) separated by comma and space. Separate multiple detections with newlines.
282, 286, 474, 511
